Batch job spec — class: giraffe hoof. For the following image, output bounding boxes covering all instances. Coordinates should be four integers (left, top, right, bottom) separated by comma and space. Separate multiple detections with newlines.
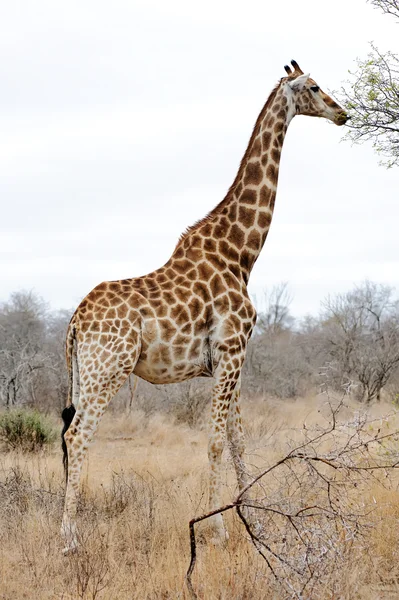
249, 519, 264, 538
210, 531, 229, 547
209, 524, 230, 546
62, 545, 78, 556
61, 519, 79, 555
201, 513, 229, 546
241, 514, 265, 540
196, 518, 229, 546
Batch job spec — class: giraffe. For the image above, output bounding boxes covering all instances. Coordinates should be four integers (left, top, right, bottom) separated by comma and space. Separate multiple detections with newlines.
61, 60, 348, 552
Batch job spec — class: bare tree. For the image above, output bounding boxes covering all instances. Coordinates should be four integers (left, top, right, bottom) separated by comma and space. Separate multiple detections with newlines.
321, 281, 399, 401
0, 292, 71, 411
43, 309, 72, 411
0, 292, 49, 408
243, 284, 312, 398
245, 330, 312, 399
256, 282, 294, 335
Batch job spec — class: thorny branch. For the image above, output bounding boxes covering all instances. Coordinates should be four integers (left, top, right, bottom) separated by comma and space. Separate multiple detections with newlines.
186, 398, 399, 599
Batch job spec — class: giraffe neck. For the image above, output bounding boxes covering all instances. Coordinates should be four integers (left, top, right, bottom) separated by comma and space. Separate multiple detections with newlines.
172, 80, 296, 285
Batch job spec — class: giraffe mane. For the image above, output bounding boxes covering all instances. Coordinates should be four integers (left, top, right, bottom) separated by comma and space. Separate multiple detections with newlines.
174, 79, 283, 249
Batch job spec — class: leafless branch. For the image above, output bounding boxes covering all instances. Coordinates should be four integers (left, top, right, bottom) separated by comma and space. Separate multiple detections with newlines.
186, 397, 399, 598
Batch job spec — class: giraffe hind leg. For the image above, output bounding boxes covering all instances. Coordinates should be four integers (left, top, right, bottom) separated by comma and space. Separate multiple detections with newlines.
61, 338, 141, 553
61, 372, 134, 553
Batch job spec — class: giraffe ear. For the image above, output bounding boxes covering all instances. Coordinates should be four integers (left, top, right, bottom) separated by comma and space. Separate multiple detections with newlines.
288, 73, 310, 92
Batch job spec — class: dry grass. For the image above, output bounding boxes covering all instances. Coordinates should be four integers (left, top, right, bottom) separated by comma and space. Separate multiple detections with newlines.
1, 396, 399, 599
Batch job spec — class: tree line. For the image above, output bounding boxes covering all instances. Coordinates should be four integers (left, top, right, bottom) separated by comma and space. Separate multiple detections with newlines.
1, 280, 399, 421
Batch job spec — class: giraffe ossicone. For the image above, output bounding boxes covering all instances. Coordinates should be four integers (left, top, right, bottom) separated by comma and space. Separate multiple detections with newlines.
61, 60, 348, 552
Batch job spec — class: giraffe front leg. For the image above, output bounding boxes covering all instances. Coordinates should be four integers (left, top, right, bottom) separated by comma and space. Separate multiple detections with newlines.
227, 379, 250, 495
227, 381, 264, 537
207, 359, 242, 544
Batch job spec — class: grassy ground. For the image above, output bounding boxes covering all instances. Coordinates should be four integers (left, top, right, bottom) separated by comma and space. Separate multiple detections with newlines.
1, 395, 399, 599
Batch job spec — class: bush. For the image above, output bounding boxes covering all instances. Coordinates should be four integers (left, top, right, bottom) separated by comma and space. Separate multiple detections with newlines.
0, 409, 57, 452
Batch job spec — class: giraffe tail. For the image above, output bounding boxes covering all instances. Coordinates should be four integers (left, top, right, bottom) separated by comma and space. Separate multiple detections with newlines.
61, 405, 76, 482
61, 321, 78, 482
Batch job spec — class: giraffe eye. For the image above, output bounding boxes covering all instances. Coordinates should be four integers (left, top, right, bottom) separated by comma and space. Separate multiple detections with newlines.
310, 86, 320, 93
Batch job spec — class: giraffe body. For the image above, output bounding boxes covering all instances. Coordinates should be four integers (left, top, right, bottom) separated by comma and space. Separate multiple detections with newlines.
73, 265, 256, 386
61, 61, 348, 551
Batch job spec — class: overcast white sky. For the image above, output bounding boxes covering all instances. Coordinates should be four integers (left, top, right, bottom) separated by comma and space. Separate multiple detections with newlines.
1, 0, 398, 318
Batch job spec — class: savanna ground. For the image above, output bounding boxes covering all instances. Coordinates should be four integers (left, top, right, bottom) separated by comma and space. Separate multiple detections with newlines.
1, 394, 399, 600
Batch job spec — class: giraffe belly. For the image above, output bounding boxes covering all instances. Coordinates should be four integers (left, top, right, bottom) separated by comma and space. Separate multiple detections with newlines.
133, 337, 212, 384
133, 361, 205, 384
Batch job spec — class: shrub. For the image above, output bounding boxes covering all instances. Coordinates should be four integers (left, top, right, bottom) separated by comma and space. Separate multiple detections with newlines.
0, 409, 57, 452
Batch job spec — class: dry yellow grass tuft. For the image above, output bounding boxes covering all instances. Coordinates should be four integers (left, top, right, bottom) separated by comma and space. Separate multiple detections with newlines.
1, 396, 399, 599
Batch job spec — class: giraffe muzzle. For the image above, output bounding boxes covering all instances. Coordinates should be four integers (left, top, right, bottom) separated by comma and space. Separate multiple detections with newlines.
335, 111, 350, 126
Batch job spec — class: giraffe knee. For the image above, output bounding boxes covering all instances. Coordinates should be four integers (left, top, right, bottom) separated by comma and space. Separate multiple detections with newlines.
227, 420, 245, 452
239, 435, 246, 453
208, 436, 225, 462
228, 431, 245, 457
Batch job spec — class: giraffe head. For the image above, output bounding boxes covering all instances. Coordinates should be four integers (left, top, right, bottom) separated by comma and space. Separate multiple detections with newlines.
283, 60, 348, 126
